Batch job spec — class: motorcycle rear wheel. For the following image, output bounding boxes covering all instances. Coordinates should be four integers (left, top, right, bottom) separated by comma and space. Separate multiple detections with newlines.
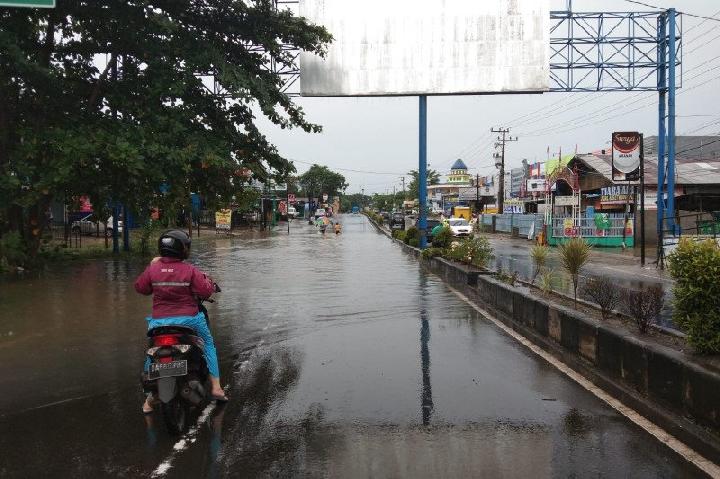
161, 397, 189, 435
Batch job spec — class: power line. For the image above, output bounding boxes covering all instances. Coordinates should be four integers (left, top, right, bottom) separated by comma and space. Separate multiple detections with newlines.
291, 158, 404, 176
623, 0, 720, 23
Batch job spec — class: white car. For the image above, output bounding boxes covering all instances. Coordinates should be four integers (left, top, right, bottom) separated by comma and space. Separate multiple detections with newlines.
287, 206, 297, 219
448, 218, 472, 237
71, 214, 123, 236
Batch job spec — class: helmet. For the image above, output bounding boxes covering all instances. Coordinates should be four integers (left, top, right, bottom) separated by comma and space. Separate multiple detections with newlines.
158, 230, 191, 259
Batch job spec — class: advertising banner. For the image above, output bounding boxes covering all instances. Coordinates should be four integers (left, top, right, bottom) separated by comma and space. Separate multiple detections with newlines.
612, 131, 641, 181
601, 185, 634, 205
215, 209, 232, 231
300, 0, 549, 96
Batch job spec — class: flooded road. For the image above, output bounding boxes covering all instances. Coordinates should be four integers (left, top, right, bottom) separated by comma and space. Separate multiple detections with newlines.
0, 215, 703, 478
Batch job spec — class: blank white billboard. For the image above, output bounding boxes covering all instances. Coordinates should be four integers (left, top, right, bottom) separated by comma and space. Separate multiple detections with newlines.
299, 0, 549, 97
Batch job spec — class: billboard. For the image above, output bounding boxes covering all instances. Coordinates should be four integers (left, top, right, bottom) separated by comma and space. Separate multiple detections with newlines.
299, 0, 549, 96
612, 132, 641, 181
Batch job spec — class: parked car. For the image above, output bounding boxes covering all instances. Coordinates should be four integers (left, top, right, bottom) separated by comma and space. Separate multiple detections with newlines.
414, 218, 441, 242
71, 214, 123, 236
287, 206, 297, 219
448, 218, 472, 237
380, 211, 390, 222
389, 213, 405, 230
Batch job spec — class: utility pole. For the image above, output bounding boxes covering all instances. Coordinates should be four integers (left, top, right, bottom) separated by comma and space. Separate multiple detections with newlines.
491, 127, 518, 215
475, 173, 480, 214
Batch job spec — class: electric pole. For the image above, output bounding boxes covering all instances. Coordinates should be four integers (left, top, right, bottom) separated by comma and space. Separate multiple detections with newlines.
475, 173, 480, 214
491, 127, 518, 215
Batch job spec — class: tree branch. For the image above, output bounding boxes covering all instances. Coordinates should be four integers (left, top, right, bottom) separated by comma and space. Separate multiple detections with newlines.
88, 54, 117, 109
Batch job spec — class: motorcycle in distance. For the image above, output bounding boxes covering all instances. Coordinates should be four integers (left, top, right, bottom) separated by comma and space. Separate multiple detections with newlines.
142, 282, 221, 434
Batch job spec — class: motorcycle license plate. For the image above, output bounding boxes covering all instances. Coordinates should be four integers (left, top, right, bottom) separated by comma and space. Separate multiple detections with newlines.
148, 360, 187, 380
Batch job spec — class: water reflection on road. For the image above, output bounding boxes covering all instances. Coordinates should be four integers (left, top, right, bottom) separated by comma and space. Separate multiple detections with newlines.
0, 215, 701, 478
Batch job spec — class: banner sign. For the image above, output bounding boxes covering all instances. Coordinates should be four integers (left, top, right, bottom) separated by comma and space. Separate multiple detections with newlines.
215, 209, 232, 231
288, 194, 296, 203
563, 218, 578, 237
612, 131, 641, 181
554, 195, 576, 206
601, 185, 634, 204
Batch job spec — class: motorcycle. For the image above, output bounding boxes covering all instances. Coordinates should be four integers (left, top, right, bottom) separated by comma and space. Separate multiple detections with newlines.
142, 283, 221, 434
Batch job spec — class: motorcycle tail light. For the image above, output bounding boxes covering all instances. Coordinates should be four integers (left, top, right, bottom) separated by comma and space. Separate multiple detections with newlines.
153, 335, 180, 347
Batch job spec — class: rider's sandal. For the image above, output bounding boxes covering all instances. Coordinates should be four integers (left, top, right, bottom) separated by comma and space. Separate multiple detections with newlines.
212, 394, 229, 403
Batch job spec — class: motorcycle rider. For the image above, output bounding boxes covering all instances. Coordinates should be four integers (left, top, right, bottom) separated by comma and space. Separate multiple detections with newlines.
135, 229, 228, 413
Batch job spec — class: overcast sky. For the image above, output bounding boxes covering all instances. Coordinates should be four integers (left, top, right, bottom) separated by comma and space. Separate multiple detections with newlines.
258, 0, 720, 194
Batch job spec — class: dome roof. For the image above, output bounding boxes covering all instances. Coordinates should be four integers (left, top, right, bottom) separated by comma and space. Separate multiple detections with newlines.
451, 159, 468, 170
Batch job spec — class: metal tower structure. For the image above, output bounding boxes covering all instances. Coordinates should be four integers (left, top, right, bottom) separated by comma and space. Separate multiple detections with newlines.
549, 6, 682, 261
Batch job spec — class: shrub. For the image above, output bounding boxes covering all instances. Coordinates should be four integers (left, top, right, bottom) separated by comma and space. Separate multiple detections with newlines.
421, 247, 443, 259
530, 244, 549, 284
668, 239, 720, 353
408, 237, 420, 248
404, 226, 419, 245
539, 269, 557, 296
432, 226, 453, 248
621, 286, 665, 333
559, 237, 591, 308
139, 220, 161, 256
581, 275, 620, 320
446, 236, 494, 268
392, 230, 406, 242
0, 231, 27, 269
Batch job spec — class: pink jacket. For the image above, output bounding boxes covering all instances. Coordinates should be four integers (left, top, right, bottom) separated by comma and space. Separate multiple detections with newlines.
134, 257, 214, 319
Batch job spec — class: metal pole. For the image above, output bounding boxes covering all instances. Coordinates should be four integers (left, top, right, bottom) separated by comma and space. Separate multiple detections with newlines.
667, 8, 677, 234
122, 204, 130, 252
657, 12, 667, 257
419, 95, 428, 249
112, 203, 119, 254
640, 134, 646, 265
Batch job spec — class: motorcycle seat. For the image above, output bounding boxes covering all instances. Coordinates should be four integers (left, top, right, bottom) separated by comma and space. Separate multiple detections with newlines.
147, 325, 196, 337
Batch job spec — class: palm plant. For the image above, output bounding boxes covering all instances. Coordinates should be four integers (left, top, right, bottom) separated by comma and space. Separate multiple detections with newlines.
559, 237, 591, 308
530, 244, 549, 284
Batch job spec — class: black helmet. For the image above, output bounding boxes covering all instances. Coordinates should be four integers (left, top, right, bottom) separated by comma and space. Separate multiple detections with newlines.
158, 230, 191, 259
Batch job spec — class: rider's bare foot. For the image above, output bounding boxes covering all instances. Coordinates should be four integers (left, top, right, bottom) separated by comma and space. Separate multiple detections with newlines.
211, 389, 229, 402
142, 394, 158, 414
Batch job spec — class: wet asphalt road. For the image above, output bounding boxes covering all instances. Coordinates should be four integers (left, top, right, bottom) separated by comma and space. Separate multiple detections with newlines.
0, 215, 704, 478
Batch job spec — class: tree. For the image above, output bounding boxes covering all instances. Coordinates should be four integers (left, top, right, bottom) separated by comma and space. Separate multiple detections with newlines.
297, 164, 347, 201
0, 1, 332, 257
406, 169, 441, 200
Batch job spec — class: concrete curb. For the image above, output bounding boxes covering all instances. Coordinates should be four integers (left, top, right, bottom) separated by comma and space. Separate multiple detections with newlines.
365, 214, 720, 467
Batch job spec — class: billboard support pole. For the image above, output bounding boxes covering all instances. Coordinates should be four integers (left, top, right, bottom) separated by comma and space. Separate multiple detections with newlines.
640, 134, 646, 266
657, 12, 667, 264
667, 8, 677, 234
419, 95, 428, 249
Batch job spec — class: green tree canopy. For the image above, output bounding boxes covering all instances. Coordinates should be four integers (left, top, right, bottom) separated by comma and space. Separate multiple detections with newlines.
298, 164, 347, 200
406, 169, 441, 200
0, 0, 331, 255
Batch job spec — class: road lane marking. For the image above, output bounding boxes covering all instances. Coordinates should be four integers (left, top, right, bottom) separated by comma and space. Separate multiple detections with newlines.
150, 401, 218, 478
446, 285, 720, 478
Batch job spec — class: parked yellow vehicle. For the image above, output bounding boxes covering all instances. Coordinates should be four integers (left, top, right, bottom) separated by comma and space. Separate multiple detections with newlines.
451, 206, 471, 221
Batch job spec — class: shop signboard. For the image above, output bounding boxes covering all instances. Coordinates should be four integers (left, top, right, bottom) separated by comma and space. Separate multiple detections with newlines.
526, 178, 546, 193
554, 195, 576, 206
215, 209, 232, 231
612, 131, 641, 181
601, 185, 634, 205
288, 194, 296, 203
563, 218, 578, 237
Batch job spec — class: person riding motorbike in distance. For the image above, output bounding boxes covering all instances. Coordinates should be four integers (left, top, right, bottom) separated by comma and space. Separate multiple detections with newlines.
135, 229, 228, 413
